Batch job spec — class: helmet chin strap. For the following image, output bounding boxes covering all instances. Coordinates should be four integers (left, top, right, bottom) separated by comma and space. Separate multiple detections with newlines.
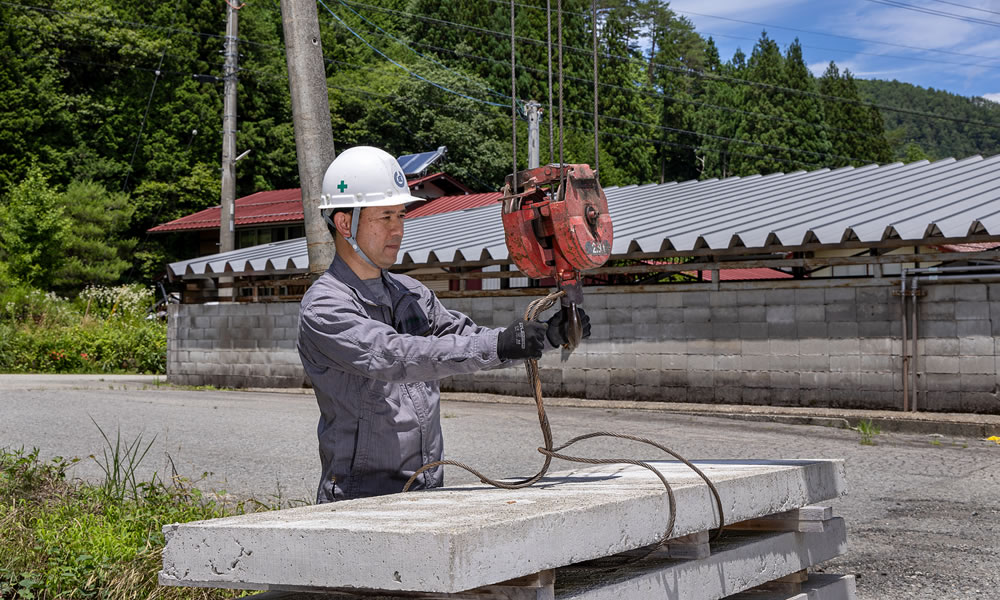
324, 207, 380, 271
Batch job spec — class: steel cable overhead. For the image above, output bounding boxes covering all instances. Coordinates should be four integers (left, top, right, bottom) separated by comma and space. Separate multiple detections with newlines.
339, 0, 1000, 129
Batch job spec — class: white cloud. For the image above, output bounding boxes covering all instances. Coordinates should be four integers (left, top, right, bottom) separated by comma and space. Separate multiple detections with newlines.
982, 93, 1000, 104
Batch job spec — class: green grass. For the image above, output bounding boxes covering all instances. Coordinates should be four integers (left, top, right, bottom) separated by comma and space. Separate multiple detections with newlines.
0, 426, 281, 599
852, 419, 882, 446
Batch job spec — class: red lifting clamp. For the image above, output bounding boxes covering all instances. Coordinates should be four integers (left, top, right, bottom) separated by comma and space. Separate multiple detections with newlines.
500, 164, 614, 350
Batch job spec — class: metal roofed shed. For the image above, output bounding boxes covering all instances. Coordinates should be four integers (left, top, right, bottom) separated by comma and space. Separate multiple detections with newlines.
167, 155, 1000, 300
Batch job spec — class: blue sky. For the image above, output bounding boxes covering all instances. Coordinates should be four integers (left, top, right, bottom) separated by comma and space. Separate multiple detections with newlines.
664, 0, 1000, 102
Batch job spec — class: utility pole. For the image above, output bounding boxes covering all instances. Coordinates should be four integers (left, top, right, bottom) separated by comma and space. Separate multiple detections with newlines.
526, 100, 541, 168
217, 0, 240, 300
219, 0, 239, 256
281, 0, 336, 277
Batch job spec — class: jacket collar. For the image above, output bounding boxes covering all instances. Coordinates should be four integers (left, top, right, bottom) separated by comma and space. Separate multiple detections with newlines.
328, 255, 414, 309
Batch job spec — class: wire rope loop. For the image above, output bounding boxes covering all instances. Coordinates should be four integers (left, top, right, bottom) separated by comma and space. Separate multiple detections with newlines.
401, 286, 726, 557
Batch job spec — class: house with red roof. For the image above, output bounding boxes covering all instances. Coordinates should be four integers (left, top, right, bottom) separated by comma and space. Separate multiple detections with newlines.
148, 171, 487, 257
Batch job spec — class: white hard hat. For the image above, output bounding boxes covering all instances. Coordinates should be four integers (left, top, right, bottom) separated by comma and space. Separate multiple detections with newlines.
319, 146, 416, 210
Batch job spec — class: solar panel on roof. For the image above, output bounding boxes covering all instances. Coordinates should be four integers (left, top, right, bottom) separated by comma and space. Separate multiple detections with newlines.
396, 146, 447, 176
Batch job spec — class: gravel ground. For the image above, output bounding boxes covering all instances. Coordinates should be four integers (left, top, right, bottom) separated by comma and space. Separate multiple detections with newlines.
1, 375, 997, 599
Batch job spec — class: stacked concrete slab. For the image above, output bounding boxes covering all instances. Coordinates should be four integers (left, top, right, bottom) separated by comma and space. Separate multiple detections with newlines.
160, 459, 855, 600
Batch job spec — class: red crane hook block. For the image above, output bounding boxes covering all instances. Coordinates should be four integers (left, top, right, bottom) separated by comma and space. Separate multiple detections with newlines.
499, 164, 613, 348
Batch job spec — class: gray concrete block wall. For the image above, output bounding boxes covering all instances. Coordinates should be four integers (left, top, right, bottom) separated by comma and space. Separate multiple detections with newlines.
166, 282, 1000, 414
167, 303, 305, 388
442, 282, 1000, 414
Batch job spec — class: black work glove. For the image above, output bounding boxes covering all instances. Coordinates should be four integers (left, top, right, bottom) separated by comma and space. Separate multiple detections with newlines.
545, 306, 592, 348
497, 319, 548, 360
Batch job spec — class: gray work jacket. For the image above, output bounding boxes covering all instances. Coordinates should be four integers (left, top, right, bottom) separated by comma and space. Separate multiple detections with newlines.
298, 256, 505, 503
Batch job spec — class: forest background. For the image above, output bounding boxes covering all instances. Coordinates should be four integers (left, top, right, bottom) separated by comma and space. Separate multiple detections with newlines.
1, 0, 999, 322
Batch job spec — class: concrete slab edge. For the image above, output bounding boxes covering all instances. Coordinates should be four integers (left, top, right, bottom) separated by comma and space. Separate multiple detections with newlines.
726, 574, 857, 600
555, 518, 848, 599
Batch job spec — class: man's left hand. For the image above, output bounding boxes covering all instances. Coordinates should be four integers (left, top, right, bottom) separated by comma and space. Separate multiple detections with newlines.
544, 306, 592, 348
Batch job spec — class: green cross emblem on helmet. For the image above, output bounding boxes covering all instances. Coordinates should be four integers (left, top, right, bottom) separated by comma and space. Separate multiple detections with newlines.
337, 180, 347, 193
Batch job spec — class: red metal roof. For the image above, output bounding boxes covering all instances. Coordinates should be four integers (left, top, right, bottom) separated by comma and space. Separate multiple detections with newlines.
405, 192, 502, 219
148, 174, 488, 234
148, 189, 304, 233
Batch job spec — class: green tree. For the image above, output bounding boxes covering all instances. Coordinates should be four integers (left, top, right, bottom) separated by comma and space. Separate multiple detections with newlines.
818, 62, 891, 166
594, 9, 655, 186
51, 180, 137, 292
0, 168, 68, 288
649, 8, 706, 182
903, 142, 929, 163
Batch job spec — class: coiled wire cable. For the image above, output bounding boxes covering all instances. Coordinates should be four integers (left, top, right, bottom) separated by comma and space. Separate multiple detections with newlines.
404, 290, 726, 552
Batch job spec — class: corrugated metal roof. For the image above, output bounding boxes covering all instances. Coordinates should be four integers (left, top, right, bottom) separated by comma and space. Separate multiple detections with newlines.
169, 237, 309, 277
168, 156, 1000, 279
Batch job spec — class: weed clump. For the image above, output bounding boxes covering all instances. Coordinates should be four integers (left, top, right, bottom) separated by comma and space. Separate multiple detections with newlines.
0, 427, 272, 599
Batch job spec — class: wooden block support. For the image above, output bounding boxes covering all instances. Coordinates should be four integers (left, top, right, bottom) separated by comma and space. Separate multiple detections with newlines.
237, 571, 555, 600
723, 505, 834, 533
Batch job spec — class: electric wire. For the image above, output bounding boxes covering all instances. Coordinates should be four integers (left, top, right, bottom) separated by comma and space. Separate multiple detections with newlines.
340, 0, 1000, 128
673, 5, 1000, 62
864, 0, 1000, 27
695, 28, 1000, 71
418, 0, 1000, 63
330, 0, 514, 104
316, 0, 510, 108
341, 30, 887, 140
239, 66, 871, 171
926, 0, 1000, 16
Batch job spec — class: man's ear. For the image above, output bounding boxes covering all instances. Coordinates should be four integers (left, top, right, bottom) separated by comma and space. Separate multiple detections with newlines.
333, 211, 353, 239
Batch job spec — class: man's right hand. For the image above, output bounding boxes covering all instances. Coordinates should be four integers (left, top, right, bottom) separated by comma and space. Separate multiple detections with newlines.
497, 319, 548, 360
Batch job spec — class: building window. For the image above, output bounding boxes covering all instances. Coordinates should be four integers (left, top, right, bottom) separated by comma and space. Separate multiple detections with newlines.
236, 225, 306, 249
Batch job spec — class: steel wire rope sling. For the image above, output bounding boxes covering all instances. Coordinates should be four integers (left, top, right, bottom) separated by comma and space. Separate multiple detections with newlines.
404, 0, 725, 552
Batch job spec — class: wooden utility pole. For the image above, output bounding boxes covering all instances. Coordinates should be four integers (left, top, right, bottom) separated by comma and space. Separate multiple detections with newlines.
281, 0, 336, 276
219, 0, 239, 256
526, 100, 541, 169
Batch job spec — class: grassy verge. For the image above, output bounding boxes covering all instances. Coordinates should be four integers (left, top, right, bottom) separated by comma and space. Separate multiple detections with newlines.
0, 284, 166, 375
0, 442, 273, 600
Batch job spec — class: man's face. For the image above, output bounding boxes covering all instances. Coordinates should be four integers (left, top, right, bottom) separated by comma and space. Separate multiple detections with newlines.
355, 205, 406, 269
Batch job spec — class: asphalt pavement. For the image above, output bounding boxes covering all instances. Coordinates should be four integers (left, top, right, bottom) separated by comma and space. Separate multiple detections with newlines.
1, 374, 998, 599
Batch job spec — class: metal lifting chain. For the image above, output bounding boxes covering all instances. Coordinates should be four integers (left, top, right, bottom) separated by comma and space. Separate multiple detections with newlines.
404, 290, 727, 550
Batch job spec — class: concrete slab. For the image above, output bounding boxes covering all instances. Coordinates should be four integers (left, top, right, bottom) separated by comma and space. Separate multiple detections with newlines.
555, 519, 848, 600
160, 459, 844, 594
727, 574, 857, 600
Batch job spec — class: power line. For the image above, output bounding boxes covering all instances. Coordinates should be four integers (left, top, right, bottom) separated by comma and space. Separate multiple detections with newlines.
341, 0, 1000, 129
697, 28, 1000, 71
674, 5, 1000, 62
1, 1, 229, 41
926, 0, 1000, 16
566, 107, 874, 165
564, 125, 828, 171
330, 0, 513, 103
864, 0, 1000, 27
241, 67, 870, 171
316, 0, 510, 108
348, 29, 898, 140
474, 0, 1000, 63
3, 1, 282, 51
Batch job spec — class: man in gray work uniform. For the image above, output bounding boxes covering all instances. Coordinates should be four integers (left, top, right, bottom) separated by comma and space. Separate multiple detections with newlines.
297, 146, 590, 503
